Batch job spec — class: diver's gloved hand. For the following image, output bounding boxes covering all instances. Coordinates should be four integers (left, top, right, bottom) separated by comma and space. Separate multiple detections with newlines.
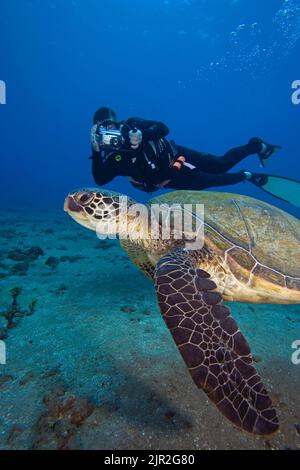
129, 129, 143, 149
90, 124, 100, 152
249, 137, 282, 167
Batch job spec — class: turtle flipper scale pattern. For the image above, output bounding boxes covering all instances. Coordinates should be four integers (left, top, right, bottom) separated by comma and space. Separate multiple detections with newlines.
154, 249, 279, 435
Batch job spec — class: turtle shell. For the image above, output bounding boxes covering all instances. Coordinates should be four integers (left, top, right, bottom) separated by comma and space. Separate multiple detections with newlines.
149, 191, 300, 287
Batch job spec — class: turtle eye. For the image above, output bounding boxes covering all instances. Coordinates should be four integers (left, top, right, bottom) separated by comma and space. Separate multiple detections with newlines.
77, 192, 94, 206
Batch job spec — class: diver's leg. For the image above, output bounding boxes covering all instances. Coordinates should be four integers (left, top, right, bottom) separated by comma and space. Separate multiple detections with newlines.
166, 168, 247, 191
176, 142, 261, 174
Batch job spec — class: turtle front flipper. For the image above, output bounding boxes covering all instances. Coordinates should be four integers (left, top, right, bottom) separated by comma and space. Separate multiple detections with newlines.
154, 249, 279, 435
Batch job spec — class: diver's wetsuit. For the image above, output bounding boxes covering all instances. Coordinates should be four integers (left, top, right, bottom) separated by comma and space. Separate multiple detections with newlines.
91, 117, 262, 193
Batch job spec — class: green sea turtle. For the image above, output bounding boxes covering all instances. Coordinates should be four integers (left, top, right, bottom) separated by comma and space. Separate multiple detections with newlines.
64, 189, 300, 435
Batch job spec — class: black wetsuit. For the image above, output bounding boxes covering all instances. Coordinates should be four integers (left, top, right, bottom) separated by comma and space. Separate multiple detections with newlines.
91, 117, 262, 193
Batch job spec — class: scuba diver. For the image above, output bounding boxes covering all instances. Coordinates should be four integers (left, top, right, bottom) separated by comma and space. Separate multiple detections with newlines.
90, 107, 281, 194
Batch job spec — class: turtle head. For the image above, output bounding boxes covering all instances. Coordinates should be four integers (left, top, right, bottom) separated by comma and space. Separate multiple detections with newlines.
64, 188, 136, 235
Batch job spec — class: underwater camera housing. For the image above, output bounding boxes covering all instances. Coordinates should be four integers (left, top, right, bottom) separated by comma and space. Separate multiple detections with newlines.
97, 126, 125, 150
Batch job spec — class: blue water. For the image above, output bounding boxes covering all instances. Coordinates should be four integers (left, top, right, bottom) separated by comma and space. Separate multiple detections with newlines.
0, 0, 300, 215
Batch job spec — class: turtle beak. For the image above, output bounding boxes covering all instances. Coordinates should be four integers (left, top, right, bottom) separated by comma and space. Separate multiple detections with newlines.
64, 196, 83, 213
64, 194, 96, 232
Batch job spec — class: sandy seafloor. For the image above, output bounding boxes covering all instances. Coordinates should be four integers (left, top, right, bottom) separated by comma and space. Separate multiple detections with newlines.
0, 210, 299, 451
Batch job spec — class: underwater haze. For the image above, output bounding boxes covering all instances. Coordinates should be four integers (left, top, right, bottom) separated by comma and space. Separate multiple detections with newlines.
1, 0, 300, 214
0, 0, 300, 452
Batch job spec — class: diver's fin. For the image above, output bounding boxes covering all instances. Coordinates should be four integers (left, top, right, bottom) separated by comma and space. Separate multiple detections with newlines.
259, 144, 282, 168
249, 138, 282, 167
249, 173, 300, 208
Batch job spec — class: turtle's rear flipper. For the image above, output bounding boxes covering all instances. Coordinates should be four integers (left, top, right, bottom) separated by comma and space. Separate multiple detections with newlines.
154, 249, 279, 435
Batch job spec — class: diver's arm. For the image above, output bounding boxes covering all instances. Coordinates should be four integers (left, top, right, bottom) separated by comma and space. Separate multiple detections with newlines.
91, 150, 116, 186
126, 117, 169, 141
